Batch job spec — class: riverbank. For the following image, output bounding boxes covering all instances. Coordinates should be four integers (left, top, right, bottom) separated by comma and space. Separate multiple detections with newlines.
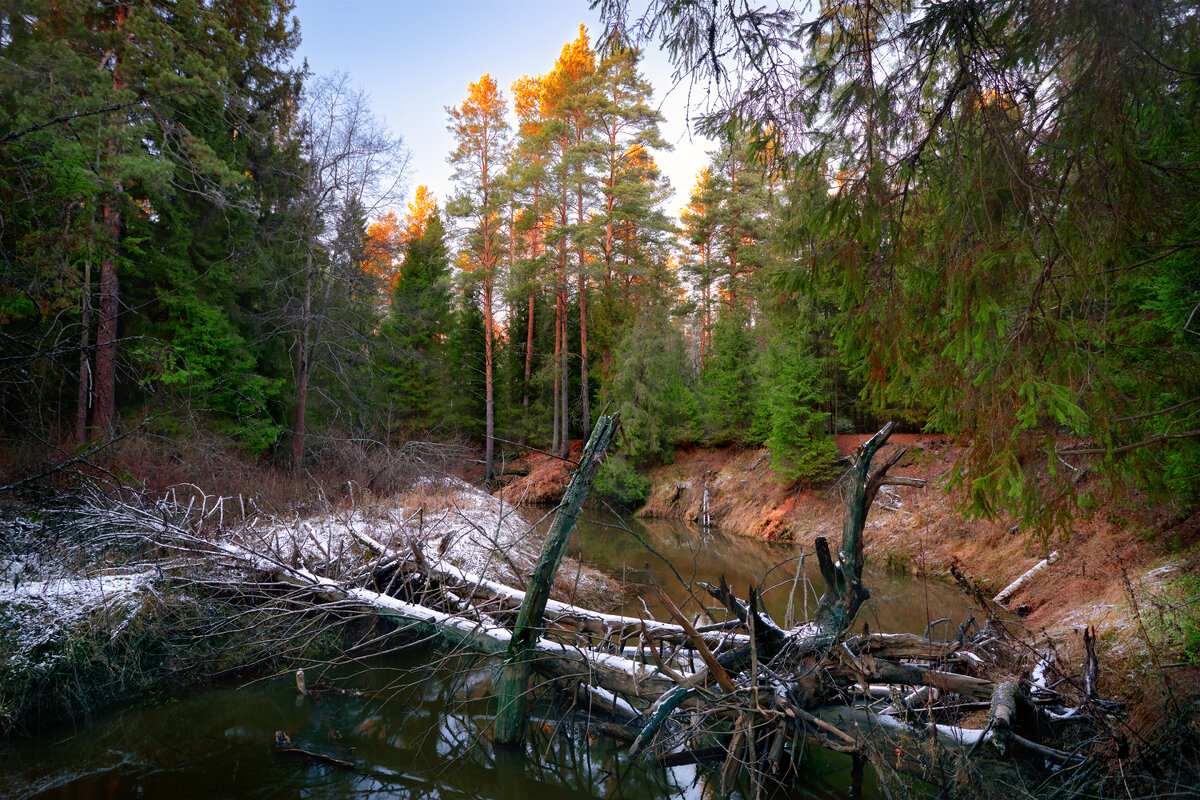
0, 476, 611, 736
498, 436, 1200, 728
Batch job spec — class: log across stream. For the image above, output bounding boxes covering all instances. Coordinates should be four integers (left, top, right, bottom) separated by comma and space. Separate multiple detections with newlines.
4, 424, 1116, 799
0, 513, 969, 800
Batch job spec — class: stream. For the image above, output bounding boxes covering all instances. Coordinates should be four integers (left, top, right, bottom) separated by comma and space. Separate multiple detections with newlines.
1, 512, 972, 800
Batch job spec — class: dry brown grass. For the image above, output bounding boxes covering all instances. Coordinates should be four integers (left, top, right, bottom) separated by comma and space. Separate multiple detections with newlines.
0, 421, 477, 522
497, 441, 583, 506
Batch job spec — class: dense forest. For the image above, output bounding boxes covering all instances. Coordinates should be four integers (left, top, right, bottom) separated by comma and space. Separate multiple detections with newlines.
1, 3, 1199, 798
1, 0, 1197, 538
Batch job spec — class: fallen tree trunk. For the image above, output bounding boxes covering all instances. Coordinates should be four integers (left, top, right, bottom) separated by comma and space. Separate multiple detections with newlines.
494, 414, 616, 745
353, 528, 749, 648
994, 551, 1059, 607
89, 423, 1115, 798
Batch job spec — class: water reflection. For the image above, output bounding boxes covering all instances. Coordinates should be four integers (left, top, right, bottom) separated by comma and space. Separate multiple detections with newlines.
2, 514, 966, 800
2, 655, 809, 800
556, 510, 971, 637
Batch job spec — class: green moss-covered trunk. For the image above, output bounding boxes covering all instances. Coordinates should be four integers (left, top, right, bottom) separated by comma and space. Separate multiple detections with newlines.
493, 414, 617, 747
812, 421, 907, 643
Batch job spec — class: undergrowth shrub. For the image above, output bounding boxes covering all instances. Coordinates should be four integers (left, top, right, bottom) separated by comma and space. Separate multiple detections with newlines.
594, 455, 651, 508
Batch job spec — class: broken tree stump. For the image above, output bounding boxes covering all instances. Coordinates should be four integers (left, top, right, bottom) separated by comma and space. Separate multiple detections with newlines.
493, 414, 618, 747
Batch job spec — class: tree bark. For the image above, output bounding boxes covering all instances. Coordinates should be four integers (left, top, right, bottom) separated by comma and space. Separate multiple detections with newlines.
93, 204, 120, 439
811, 421, 905, 641
552, 299, 560, 454
481, 145, 496, 484
484, 279, 495, 484
292, 245, 313, 475
494, 415, 618, 746
994, 551, 1058, 606
559, 290, 569, 459
522, 291, 534, 447
91, 1, 129, 441
558, 140, 570, 459
577, 171, 590, 435
76, 261, 91, 446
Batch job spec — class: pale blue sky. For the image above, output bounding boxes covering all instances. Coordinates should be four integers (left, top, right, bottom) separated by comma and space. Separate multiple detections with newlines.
291, 0, 714, 220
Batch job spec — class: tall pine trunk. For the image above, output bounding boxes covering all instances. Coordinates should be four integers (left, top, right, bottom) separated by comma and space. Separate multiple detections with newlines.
557, 145, 570, 458
92, 2, 129, 440
559, 289, 569, 459
522, 291, 534, 447
484, 289, 495, 483
93, 204, 120, 438
76, 262, 91, 445
483, 243, 495, 484
552, 297, 561, 454
576, 172, 590, 434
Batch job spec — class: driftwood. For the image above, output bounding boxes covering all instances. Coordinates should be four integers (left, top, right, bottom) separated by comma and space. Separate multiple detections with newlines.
100, 422, 1118, 797
994, 551, 1059, 606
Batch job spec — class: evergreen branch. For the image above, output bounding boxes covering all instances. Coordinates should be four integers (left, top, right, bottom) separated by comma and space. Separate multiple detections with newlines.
1058, 429, 1200, 457
0, 99, 166, 144
1115, 396, 1200, 423
1093, 241, 1200, 275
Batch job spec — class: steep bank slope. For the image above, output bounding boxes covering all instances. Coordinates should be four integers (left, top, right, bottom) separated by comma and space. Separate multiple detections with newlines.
498, 437, 1198, 652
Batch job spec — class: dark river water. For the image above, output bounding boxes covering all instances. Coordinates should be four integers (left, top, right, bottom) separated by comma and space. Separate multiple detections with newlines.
1, 512, 970, 800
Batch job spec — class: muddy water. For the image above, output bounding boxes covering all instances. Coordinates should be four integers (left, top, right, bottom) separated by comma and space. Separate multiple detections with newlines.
561, 511, 973, 639
2, 514, 970, 800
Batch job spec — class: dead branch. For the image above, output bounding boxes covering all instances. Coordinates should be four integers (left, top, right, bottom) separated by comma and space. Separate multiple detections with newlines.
56, 422, 1121, 797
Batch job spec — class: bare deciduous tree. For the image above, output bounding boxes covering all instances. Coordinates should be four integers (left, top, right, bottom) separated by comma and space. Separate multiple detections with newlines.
287, 73, 410, 473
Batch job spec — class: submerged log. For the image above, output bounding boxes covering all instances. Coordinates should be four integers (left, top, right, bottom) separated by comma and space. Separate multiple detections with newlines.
106, 421, 1112, 797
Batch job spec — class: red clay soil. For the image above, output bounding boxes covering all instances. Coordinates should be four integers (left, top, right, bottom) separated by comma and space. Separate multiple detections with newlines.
495, 441, 586, 506
833, 432, 946, 456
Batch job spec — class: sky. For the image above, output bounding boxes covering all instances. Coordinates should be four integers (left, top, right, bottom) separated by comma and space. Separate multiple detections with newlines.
291, 0, 715, 222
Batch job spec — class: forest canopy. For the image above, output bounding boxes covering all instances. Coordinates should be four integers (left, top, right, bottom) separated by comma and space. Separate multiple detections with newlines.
1, 1, 1197, 538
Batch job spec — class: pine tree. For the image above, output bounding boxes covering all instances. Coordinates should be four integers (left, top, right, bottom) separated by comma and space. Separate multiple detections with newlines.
447, 74, 510, 482
606, 305, 700, 465
701, 306, 758, 445
0, 0, 302, 448
378, 209, 452, 435
681, 168, 721, 366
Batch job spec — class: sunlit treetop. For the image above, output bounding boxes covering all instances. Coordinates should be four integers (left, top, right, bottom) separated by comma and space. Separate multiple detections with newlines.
403, 185, 439, 242
512, 74, 549, 123
447, 73, 508, 178
681, 166, 716, 230
541, 24, 596, 115
363, 210, 402, 290
556, 24, 596, 84
621, 142, 657, 176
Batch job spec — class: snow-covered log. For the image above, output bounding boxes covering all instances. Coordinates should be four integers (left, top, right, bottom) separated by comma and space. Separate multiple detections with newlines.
53, 423, 1112, 797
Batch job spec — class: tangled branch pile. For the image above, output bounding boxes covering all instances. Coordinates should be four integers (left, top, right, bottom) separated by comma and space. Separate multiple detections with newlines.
34, 425, 1130, 798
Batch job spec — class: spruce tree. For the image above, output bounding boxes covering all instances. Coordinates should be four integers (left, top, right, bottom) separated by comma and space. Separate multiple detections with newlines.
378, 213, 452, 435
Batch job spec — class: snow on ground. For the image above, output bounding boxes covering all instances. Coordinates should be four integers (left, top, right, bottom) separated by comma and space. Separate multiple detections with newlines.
244, 475, 542, 582
0, 570, 153, 676
238, 475, 605, 598
0, 476, 607, 691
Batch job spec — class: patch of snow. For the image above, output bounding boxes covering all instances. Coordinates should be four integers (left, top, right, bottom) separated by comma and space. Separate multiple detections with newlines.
241, 477, 585, 591
1, 571, 153, 675
1146, 561, 1180, 580
2, 571, 152, 607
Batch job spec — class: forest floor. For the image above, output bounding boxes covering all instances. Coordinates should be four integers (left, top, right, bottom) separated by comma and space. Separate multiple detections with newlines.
497, 435, 1200, 732
0, 450, 611, 735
